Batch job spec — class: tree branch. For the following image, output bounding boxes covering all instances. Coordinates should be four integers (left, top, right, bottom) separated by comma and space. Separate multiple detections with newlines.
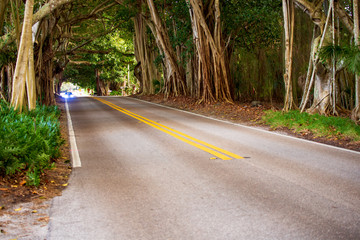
0, 0, 76, 50
334, 0, 353, 33
60, 2, 117, 27
64, 22, 121, 55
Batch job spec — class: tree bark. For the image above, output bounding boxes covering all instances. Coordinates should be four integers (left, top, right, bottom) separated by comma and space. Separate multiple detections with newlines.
300, 25, 316, 109
96, 69, 109, 96
146, 0, 186, 97
308, 63, 331, 115
0, 0, 9, 35
188, 0, 233, 103
26, 38, 36, 110
295, 0, 342, 115
282, 0, 296, 111
0, 66, 6, 100
34, 17, 56, 106
133, 7, 160, 95
6, 63, 14, 100
334, 0, 354, 33
352, 0, 360, 123
10, 0, 34, 111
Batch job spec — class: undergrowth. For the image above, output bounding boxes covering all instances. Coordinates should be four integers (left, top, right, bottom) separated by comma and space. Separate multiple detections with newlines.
0, 100, 63, 186
262, 110, 360, 141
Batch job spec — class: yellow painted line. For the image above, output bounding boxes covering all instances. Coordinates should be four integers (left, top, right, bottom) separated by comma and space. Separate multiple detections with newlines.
94, 97, 243, 160
95, 98, 244, 159
94, 98, 231, 160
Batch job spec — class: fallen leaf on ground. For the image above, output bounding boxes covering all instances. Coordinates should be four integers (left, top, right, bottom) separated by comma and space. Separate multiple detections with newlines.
14, 208, 22, 211
20, 180, 26, 186
62, 183, 68, 187
37, 217, 49, 222
11, 185, 18, 188
0, 188, 9, 191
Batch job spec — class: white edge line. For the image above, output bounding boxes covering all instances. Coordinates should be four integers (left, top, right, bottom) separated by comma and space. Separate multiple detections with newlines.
126, 96, 360, 155
65, 99, 82, 168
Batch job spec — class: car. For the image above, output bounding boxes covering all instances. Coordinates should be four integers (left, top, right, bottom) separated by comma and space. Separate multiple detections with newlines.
61, 92, 74, 98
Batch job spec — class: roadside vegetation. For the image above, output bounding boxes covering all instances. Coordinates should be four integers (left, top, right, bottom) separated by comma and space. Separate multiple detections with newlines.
262, 110, 360, 141
0, 100, 63, 186
0, 0, 359, 190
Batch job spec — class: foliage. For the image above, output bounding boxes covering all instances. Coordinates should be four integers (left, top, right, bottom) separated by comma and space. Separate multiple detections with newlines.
97, 32, 136, 82
262, 110, 360, 141
319, 44, 360, 75
165, 0, 193, 68
0, 100, 62, 185
0, 48, 16, 68
223, 0, 282, 49
109, 88, 130, 96
231, 47, 283, 101
223, 0, 284, 102
110, 90, 122, 96
64, 29, 136, 90
64, 64, 97, 90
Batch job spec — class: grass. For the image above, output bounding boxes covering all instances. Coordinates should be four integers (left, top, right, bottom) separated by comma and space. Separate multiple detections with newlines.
262, 110, 360, 141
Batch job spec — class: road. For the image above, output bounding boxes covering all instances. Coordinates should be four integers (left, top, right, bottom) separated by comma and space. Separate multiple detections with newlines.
48, 96, 360, 239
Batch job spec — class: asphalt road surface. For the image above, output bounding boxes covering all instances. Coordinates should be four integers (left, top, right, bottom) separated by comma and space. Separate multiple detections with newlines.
48, 96, 360, 239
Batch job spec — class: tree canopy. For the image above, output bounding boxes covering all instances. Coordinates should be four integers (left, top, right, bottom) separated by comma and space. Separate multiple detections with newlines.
0, 0, 359, 122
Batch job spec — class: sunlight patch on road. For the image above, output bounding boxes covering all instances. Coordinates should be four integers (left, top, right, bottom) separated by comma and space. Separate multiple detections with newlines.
93, 97, 243, 160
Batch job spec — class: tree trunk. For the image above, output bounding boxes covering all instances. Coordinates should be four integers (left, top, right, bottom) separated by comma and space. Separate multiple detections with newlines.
0, 66, 6, 100
10, 0, 34, 111
189, 4, 214, 102
26, 37, 36, 110
34, 11, 64, 106
0, 0, 9, 35
282, 0, 296, 111
299, 25, 316, 110
96, 69, 101, 95
6, 63, 14, 100
133, 8, 160, 95
296, 0, 340, 115
38, 28, 56, 105
10, 0, 21, 48
307, 63, 331, 114
146, 0, 186, 97
95, 69, 109, 96
352, 0, 360, 123
54, 71, 64, 95
188, 0, 233, 103
186, 53, 196, 97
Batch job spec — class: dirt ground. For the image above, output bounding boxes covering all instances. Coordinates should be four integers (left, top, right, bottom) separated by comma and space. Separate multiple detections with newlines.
0, 94, 359, 239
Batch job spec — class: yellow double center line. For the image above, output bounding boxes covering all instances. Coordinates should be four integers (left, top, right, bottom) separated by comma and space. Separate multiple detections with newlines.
94, 97, 243, 160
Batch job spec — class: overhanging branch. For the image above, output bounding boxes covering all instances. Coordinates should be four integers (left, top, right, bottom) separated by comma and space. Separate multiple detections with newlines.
0, 0, 76, 50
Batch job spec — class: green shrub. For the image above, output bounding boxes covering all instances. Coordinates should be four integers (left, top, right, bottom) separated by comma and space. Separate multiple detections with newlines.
0, 101, 63, 186
110, 90, 122, 96
262, 110, 360, 141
